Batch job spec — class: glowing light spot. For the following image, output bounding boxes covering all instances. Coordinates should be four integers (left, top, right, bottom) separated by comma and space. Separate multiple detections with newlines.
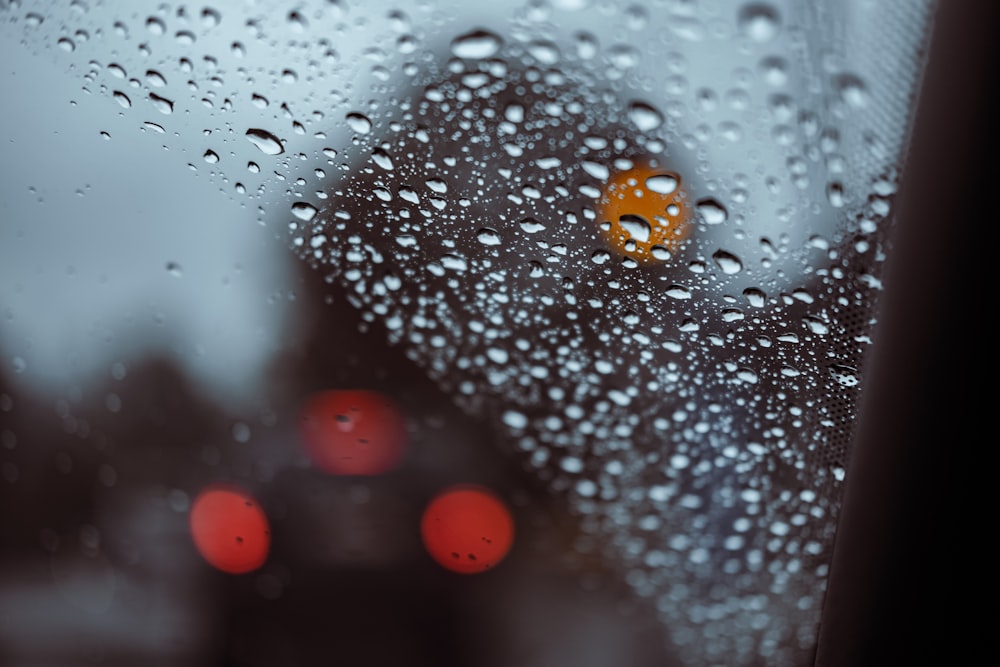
189, 485, 270, 574
420, 485, 515, 574
594, 163, 691, 262
299, 389, 408, 475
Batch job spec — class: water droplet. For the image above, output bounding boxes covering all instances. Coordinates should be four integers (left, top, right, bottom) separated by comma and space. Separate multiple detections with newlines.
834, 73, 868, 109
650, 245, 673, 260
627, 100, 664, 132
112, 90, 131, 108
245, 128, 284, 155
736, 368, 759, 384
743, 287, 767, 307
666, 285, 692, 300
372, 149, 394, 171
696, 198, 728, 225
582, 161, 610, 180
722, 308, 745, 322
200, 7, 221, 28
574, 31, 599, 59
712, 249, 743, 274
441, 254, 468, 272
287, 10, 308, 32
591, 249, 611, 264
535, 156, 561, 170
346, 112, 372, 134
645, 174, 679, 195
738, 3, 781, 42
759, 56, 788, 86
149, 92, 174, 114
803, 316, 829, 335
527, 40, 560, 65
145, 69, 167, 87
618, 215, 651, 243
502, 410, 528, 430
145, 16, 165, 36
450, 29, 503, 59
826, 182, 845, 208
57, 37, 75, 52
519, 217, 545, 234
476, 228, 501, 246
608, 44, 640, 70
166, 261, 183, 277
291, 202, 318, 222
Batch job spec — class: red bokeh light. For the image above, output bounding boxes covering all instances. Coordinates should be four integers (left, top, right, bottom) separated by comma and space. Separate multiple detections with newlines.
299, 389, 408, 476
420, 485, 515, 574
189, 484, 271, 574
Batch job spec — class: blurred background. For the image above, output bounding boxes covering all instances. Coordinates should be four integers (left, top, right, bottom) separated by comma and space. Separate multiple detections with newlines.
2, 1, 983, 665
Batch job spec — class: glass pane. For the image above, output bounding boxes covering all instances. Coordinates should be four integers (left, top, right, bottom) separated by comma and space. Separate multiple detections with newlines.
0, 1, 935, 665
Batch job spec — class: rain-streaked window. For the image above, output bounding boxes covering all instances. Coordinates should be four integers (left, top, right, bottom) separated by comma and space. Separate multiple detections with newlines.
0, 1, 944, 665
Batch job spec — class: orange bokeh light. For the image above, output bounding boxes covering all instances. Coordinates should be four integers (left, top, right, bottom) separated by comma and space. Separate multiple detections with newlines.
595, 163, 691, 262
189, 484, 270, 574
420, 485, 515, 574
299, 389, 408, 476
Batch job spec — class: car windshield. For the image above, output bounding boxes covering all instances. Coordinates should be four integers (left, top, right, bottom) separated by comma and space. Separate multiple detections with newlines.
0, 1, 936, 665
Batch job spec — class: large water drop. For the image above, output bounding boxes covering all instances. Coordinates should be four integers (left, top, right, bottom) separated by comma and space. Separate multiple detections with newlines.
627, 101, 664, 132
450, 29, 503, 59
245, 128, 284, 155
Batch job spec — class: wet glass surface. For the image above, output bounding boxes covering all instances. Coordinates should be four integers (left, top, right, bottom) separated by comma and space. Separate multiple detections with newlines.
0, 1, 937, 665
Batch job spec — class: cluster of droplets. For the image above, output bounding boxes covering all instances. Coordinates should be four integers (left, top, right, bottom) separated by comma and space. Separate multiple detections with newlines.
3, 2, 904, 665
283, 22, 894, 665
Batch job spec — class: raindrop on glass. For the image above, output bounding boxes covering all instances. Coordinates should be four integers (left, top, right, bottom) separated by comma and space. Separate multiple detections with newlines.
476, 228, 502, 246
145, 16, 166, 36
520, 217, 545, 234
200, 8, 221, 28
291, 202, 318, 222
627, 100, 664, 132
450, 29, 503, 59
346, 112, 373, 134
696, 198, 728, 225
372, 149, 394, 171
245, 128, 284, 155
145, 69, 167, 87
712, 249, 743, 274
149, 92, 174, 114
738, 3, 781, 42
646, 173, 679, 195
619, 215, 652, 243
835, 73, 868, 109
